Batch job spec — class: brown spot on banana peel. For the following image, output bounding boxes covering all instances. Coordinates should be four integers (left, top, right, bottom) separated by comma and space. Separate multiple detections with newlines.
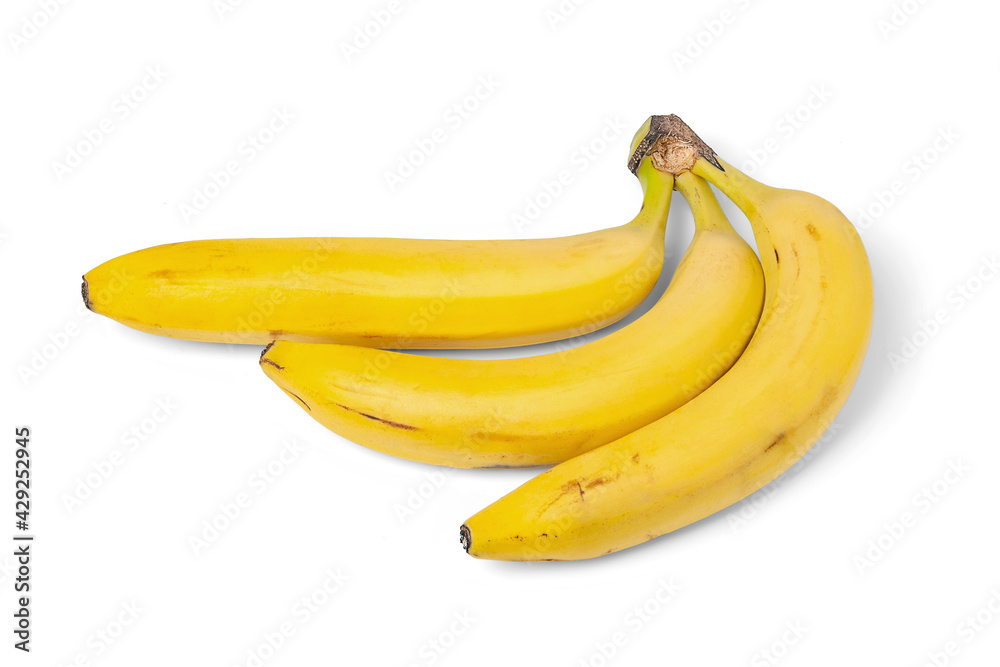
335, 403, 417, 430
765, 433, 786, 452
537, 480, 585, 517
806, 223, 821, 240
144, 268, 179, 280
773, 248, 780, 264
585, 472, 620, 489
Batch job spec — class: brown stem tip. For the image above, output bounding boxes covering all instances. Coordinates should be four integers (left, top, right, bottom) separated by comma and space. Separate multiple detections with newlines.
459, 525, 472, 552
628, 114, 723, 175
81, 277, 93, 310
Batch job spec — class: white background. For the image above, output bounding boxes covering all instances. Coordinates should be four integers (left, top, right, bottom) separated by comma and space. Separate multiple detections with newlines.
3, 0, 999, 665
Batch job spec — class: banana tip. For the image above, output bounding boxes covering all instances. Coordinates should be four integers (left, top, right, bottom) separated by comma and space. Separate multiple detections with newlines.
459, 525, 472, 553
259, 341, 284, 371
81, 276, 93, 311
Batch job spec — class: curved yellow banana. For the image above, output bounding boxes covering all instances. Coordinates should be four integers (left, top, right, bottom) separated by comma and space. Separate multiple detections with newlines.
259, 169, 763, 468
461, 115, 874, 560
82, 124, 670, 349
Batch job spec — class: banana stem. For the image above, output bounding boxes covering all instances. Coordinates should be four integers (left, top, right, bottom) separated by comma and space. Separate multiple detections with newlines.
674, 171, 729, 233
634, 158, 675, 223
629, 115, 777, 220
692, 158, 774, 221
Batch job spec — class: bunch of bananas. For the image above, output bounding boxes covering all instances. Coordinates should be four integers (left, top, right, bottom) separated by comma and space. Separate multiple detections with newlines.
84, 115, 872, 561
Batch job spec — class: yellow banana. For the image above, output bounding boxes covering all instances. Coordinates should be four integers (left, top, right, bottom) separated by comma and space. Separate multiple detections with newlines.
81, 124, 671, 349
259, 168, 763, 468
460, 115, 874, 560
